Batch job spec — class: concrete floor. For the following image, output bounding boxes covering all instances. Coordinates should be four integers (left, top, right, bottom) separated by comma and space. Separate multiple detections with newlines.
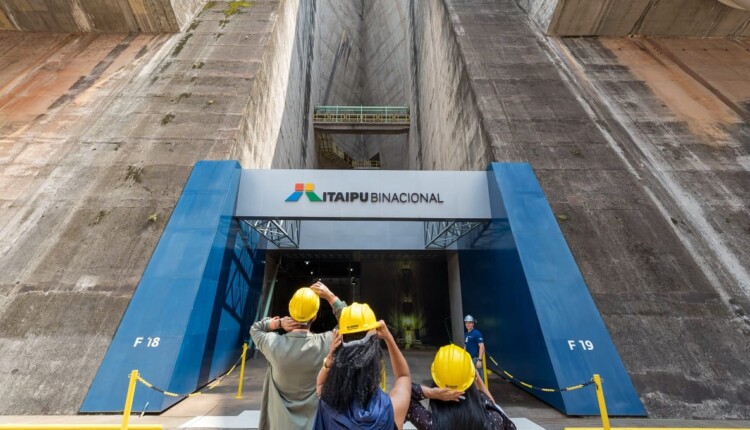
3, 351, 750, 430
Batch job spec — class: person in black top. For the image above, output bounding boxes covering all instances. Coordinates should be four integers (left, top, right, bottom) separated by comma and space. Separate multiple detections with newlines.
406, 345, 516, 430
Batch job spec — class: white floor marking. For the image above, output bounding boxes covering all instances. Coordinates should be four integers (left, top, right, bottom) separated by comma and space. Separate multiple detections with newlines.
179, 410, 543, 429
514, 418, 547, 430
180, 410, 260, 428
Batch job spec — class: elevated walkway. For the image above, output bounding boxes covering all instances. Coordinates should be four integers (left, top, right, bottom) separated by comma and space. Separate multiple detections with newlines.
312, 105, 409, 169
312, 105, 410, 134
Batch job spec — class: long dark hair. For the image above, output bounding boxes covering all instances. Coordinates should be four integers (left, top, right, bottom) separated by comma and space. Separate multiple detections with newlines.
430, 383, 493, 430
320, 334, 383, 412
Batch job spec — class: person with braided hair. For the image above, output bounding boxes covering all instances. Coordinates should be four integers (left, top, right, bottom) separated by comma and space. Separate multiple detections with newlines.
314, 303, 412, 430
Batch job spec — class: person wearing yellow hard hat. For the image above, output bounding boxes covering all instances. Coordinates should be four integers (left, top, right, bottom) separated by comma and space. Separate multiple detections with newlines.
249, 281, 347, 430
313, 302, 412, 430
405, 344, 516, 430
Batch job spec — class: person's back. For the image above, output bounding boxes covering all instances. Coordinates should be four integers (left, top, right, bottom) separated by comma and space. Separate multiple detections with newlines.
262, 331, 330, 424
406, 345, 515, 430
315, 388, 395, 430
314, 303, 411, 430
251, 283, 346, 430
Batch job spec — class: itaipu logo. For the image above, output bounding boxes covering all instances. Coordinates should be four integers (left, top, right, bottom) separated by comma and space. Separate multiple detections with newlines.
285, 183, 322, 202
285, 182, 443, 204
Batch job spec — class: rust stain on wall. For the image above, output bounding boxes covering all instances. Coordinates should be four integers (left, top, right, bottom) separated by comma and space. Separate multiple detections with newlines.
0, 32, 161, 137
601, 38, 742, 146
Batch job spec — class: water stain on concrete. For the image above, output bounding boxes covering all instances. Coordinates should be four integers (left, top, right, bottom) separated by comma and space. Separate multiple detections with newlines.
601, 38, 741, 146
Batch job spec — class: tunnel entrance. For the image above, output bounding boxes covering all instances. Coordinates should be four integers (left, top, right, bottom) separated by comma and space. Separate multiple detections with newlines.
84, 162, 645, 416
270, 251, 451, 347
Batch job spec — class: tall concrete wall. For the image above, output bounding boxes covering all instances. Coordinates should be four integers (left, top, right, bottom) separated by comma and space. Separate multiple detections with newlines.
0, 0, 377, 412
407, 0, 491, 170
517, 0, 750, 36
242, 0, 365, 168
551, 36, 750, 417
231, 0, 309, 168
308, 0, 366, 164
442, 0, 750, 418
0, 0, 204, 33
0, 0, 332, 413
361, 0, 410, 168
515, 0, 558, 31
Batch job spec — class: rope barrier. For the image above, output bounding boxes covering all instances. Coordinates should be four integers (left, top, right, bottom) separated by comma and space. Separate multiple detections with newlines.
136, 352, 245, 399
486, 354, 595, 393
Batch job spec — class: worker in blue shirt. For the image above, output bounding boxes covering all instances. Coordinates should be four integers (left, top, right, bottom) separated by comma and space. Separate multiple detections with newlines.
464, 315, 485, 370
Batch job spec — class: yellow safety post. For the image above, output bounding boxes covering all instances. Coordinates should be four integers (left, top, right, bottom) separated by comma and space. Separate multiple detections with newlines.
236, 342, 248, 399
381, 361, 387, 392
482, 350, 489, 388
122, 370, 139, 430
593, 374, 610, 430
0, 369, 162, 430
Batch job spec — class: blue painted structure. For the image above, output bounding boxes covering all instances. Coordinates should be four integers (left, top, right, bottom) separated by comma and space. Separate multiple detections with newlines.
81, 161, 265, 413
458, 163, 645, 415
82, 161, 644, 415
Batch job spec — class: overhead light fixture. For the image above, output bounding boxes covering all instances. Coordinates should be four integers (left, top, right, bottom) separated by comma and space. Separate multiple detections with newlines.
718, 0, 750, 10
304, 260, 310, 265
310, 271, 314, 275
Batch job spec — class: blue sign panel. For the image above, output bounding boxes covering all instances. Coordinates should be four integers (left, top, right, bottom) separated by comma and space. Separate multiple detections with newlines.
81, 161, 265, 413
458, 163, 645, 416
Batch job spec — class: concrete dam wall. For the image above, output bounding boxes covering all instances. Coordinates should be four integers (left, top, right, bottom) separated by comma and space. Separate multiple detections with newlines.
0, 0, 205, 33
1, 0, 749, 419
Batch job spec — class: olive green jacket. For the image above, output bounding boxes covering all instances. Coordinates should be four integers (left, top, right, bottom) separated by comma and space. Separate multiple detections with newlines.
250, 300, 345, 430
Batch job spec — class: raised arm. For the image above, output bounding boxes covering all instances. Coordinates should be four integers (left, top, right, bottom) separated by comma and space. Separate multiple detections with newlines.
310, 281, 346, 319
316, 329, 342, 396
249, 317, 279, 355
474, 372, 495, 403
250, 316, 300, 354
376, 320, 411, 430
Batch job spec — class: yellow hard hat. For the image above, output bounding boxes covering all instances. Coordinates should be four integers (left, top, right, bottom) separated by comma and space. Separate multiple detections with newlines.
339, 302, 379, 334
431, 344, 475, 392
288, 287, 320, 322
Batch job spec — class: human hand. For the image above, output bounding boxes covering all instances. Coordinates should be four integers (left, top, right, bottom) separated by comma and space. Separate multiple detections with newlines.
280, 316, 302, 332
426, 386, 463, 402
328, 329, 342, 356
476, 358, 483, 369
310, 281, 334, 302
374, 320, 392, 340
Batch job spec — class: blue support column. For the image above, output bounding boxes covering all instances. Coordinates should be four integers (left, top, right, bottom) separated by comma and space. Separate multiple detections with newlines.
82, 161, 265, 412
458, 163, 645, 416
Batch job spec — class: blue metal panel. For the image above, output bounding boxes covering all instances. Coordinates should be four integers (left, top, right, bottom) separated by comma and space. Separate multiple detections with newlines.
458, 163, 645, 416
81, 161, 265, 413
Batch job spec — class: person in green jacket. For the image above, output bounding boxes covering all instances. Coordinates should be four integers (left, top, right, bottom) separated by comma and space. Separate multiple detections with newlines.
250, 281, 346, 430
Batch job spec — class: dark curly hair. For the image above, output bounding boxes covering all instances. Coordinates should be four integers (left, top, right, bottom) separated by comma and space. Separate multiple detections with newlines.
430, 383, 494, 430
320, 334, 383, 412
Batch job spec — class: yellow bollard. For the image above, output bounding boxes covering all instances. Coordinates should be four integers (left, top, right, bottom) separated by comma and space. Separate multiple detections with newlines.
236, 343, 248, 399
121, 370, 139, 430
381, 361, 387, 392
593, 374, 611, 430
482, 350, 489, 388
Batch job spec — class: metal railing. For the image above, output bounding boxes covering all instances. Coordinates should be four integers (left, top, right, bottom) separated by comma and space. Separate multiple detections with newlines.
313, 106, 410, 124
